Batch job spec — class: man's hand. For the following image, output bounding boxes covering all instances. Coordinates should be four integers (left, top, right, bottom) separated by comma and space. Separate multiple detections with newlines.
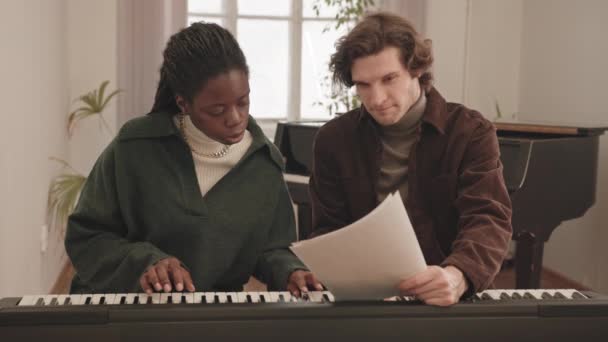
139, 257, 195, 294
287, 270, 324, 297
396, 265, 468, 306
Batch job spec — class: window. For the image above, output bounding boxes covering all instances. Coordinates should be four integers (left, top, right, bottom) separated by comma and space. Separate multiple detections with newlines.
187, 0, 353, 121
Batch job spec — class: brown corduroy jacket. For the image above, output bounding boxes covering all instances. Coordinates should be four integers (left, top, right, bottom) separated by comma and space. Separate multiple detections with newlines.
309, 87, 513, 294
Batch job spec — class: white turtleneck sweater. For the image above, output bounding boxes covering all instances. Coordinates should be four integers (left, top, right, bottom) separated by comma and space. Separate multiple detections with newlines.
174, 115, 253, 197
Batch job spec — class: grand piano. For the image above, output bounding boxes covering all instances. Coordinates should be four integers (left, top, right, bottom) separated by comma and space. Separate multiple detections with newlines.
275, 120, 607, 289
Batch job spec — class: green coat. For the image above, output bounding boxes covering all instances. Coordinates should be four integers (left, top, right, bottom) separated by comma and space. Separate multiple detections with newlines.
65, 112, 305, 293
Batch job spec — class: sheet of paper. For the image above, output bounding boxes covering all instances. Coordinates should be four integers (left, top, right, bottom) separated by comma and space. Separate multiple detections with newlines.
290, 192, 426, 301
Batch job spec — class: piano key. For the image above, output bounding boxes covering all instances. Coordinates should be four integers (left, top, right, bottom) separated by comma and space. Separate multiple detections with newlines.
91, 294, 105, 305
125, 293, 137, 304
571, 291, 588, 299
553, 291, 566, 299
102, 294, 115, 305
226, 292, 237, 303
182, 293, 194, 304
160, 293, 171, 304
541, 292, 553, 299
18, 295, 36, 306
171, 293, 183, 304
112, 294, 127, 305
511, 292, 523, 300
193, 292, 206, 304
307, 291, 325, 303
323, 291, 334, 302
237, 292, 250, 303
216, 292, 227, 303
247, 292, 260, 303
43, 295, 58, 306
259, 292, 270, 303
137, 293, 150, 305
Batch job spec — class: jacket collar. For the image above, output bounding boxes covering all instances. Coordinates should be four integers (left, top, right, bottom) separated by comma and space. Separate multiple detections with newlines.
356, 86, 448, 135
118, 112, 285, 170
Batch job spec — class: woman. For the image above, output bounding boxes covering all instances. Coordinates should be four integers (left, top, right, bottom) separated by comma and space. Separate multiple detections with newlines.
65, 22, 320, 296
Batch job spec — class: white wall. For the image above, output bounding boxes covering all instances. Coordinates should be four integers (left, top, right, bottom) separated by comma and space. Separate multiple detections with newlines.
0, 0, 68, 297
518, 0, 608, 292
0, 0, 117, 298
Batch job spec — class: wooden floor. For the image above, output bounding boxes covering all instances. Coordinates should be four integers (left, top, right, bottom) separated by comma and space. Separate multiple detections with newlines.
52, 260, 591, 294
493, 263, 590, 290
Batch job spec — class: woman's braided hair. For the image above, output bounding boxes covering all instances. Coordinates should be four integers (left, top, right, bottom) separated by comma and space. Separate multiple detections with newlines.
151, 22, 249, 114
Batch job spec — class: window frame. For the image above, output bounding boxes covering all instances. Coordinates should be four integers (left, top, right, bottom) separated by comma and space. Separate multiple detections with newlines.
187, 0, 341, 122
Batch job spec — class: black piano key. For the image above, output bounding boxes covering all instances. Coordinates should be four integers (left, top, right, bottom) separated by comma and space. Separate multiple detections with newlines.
227, 295, 233, 303
553, 292, 566, 299
511, 292, 522, 300
246, 294, 253, 303
181, 295, 186, 304
50, 297, 58, 305
85, 297, 92, 305
200, 294, 206, 304
322, 294, 330, 303
133, 296, 139, 304
481, 293, 493, 300
147, 296, 153, 304
64, 297, 72, 305
301, 292, 310, 302
500, 293, 510, 300
214, 294, 220, 304
541, 292, 553, 299
100, 296, 106, 305
119, 296, 126, 304
278, 294, 285, 302
523, 292, 535, 299
167, 295, 173, 304
259, 294, 266, 303
35, 298, 45, 306
572, 291, 587, 299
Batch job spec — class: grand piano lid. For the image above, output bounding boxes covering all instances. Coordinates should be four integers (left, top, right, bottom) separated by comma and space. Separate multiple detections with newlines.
494, 120, 608, 136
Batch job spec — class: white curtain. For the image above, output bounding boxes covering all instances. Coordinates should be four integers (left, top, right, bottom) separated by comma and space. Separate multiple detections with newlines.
117, 0, 187, 126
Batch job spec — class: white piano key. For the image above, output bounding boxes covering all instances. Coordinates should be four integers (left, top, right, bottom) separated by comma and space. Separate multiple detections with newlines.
182, 293, 194, 304
193, 292, 206, 304
109, 293, 127, 305
307, 291, 325, 303
56, 295, 69, 305
150, 293, 161, 304
18, 295, 36, 306
236, 292, 249, 303
64, 295, 81, 305
102, 294, 115, 305
171, 293, 184, 304
136, 293, 150, 304
216, 292, 227, 303
247, 292, 260, 303
323, 291, 335, 302
226, 292, 237, 303
91, 294, 105, 305
125, 293, 137, 304
160, 293, 170, 304
75, 294, 92, 305
43, 295, 59, 306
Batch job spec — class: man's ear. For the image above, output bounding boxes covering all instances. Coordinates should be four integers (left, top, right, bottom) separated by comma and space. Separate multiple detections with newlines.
175, 95, 188, 114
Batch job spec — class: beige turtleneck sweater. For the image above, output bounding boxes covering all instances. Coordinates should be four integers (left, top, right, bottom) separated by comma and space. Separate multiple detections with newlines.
376, 92, 427, 203
174, 115, 253, 197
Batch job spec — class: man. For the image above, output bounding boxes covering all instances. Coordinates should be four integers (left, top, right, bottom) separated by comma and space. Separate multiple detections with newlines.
309, 12, 512, 306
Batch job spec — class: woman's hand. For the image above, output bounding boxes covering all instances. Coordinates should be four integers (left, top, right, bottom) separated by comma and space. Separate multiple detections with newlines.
139, 257, 195, 294
287, 270, 324, 297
